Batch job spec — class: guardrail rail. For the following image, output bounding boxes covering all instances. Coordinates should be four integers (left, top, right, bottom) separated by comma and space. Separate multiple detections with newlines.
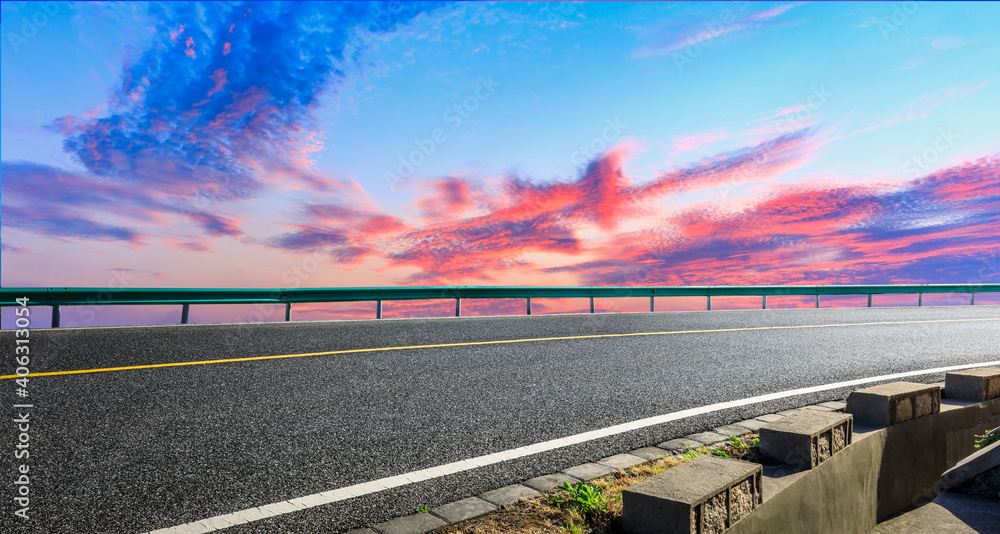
1, 284, 998, 328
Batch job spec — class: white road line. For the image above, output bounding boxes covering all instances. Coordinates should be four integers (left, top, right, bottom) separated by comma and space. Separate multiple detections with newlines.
147, 360, 1000, 533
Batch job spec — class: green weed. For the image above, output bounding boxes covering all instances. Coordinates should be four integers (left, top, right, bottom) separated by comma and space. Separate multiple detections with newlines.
548, 481, 617, 519
974, 427, 999, 449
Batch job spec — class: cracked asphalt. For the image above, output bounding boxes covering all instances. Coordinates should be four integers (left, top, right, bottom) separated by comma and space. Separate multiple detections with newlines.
1, 305, 998, 533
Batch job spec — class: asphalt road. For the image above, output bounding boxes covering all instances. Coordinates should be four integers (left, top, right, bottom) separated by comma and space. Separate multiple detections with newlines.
2, 305, 999, 533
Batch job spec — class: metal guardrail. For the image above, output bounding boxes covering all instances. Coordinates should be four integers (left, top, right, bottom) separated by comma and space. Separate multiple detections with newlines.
1, 284, 997, 327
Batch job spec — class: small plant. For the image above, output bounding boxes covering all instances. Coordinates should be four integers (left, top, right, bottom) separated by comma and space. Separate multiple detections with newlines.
711, 449, 730, 458
728, 434, 760, 450
548, 481, 617, 518
560, 516, 583, 534
682, 447, 706, 460
974, 427, 999, 449
416, 505, 429, 513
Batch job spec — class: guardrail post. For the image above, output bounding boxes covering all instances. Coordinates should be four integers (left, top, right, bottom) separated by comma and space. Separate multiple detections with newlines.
376, 300, 383, 319
51, 305, 60, 328
455, 298, 461, 317
971, 293, 975, 305
918, 293, 923, 306
815, 295, 820, 308
590, 297, 595, 313
526, 297, 532, 315
707, 295, 712, 311
867, 294, 872, 307
181, 304, 190, 324
762, 295, 767, 310
650, 296, 655, 312
284, 303, 291, 322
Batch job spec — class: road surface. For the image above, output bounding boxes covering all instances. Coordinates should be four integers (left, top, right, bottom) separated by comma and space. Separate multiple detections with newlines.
2, 305, 999, 532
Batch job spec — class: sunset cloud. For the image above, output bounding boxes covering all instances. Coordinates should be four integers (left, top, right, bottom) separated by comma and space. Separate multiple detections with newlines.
633, 2, 801, 58
3, 1, 998, 329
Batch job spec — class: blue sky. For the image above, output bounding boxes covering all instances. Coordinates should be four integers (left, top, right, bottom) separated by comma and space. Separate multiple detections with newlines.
2, 1, 999, 326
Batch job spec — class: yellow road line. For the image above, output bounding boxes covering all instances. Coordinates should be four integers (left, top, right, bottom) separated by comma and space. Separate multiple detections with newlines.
4, 317, 999, 380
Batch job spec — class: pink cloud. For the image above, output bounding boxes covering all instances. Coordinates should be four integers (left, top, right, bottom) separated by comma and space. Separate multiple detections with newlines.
633, 3, 801, 58
207, 68, 228, 97
670, 129, 732, 155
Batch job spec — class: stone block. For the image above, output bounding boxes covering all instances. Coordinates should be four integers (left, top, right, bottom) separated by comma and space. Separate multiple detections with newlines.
372, 512, 446, 534
622, 455, 762, 534
759, 410, 853, 469
523, 472, 580, 492
732, 419, 766, 432
563, 462, 615, 481
479, 484, 539, 506
713, 425, 753, 437
846, 382, 941, 427
631, 446, 670, 460
430, 496, 496, 523
599, 453, 648, 469
945, 367, 1000, 402
687, 432, 729, 446
659, 438, 704, 452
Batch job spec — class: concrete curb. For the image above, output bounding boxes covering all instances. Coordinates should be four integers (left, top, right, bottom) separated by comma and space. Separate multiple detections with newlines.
343, 400, 843, 533
348, 383, 1000, 533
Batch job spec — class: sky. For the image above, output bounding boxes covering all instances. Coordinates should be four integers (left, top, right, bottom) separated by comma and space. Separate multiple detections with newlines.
2, 1, 999, 327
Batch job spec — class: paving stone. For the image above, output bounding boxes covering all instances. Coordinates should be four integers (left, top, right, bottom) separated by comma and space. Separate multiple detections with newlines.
479, 484, 540, 506
804, 404, 836, 412
598, 453, 647, 469
818, 401, 848, 411
523, 472, 581, 492
686, 431, 729, 446
345, 530, 378, 534
562, 462, 615, 481
714, 424, 754, 437
630, 446, 669, 460
734, 418, 767, 432
431, 497, 496, 524
756, 414, 784, 423
658, 438, 703, 452
777, 409, 802, 416
373, 513, 446, 534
